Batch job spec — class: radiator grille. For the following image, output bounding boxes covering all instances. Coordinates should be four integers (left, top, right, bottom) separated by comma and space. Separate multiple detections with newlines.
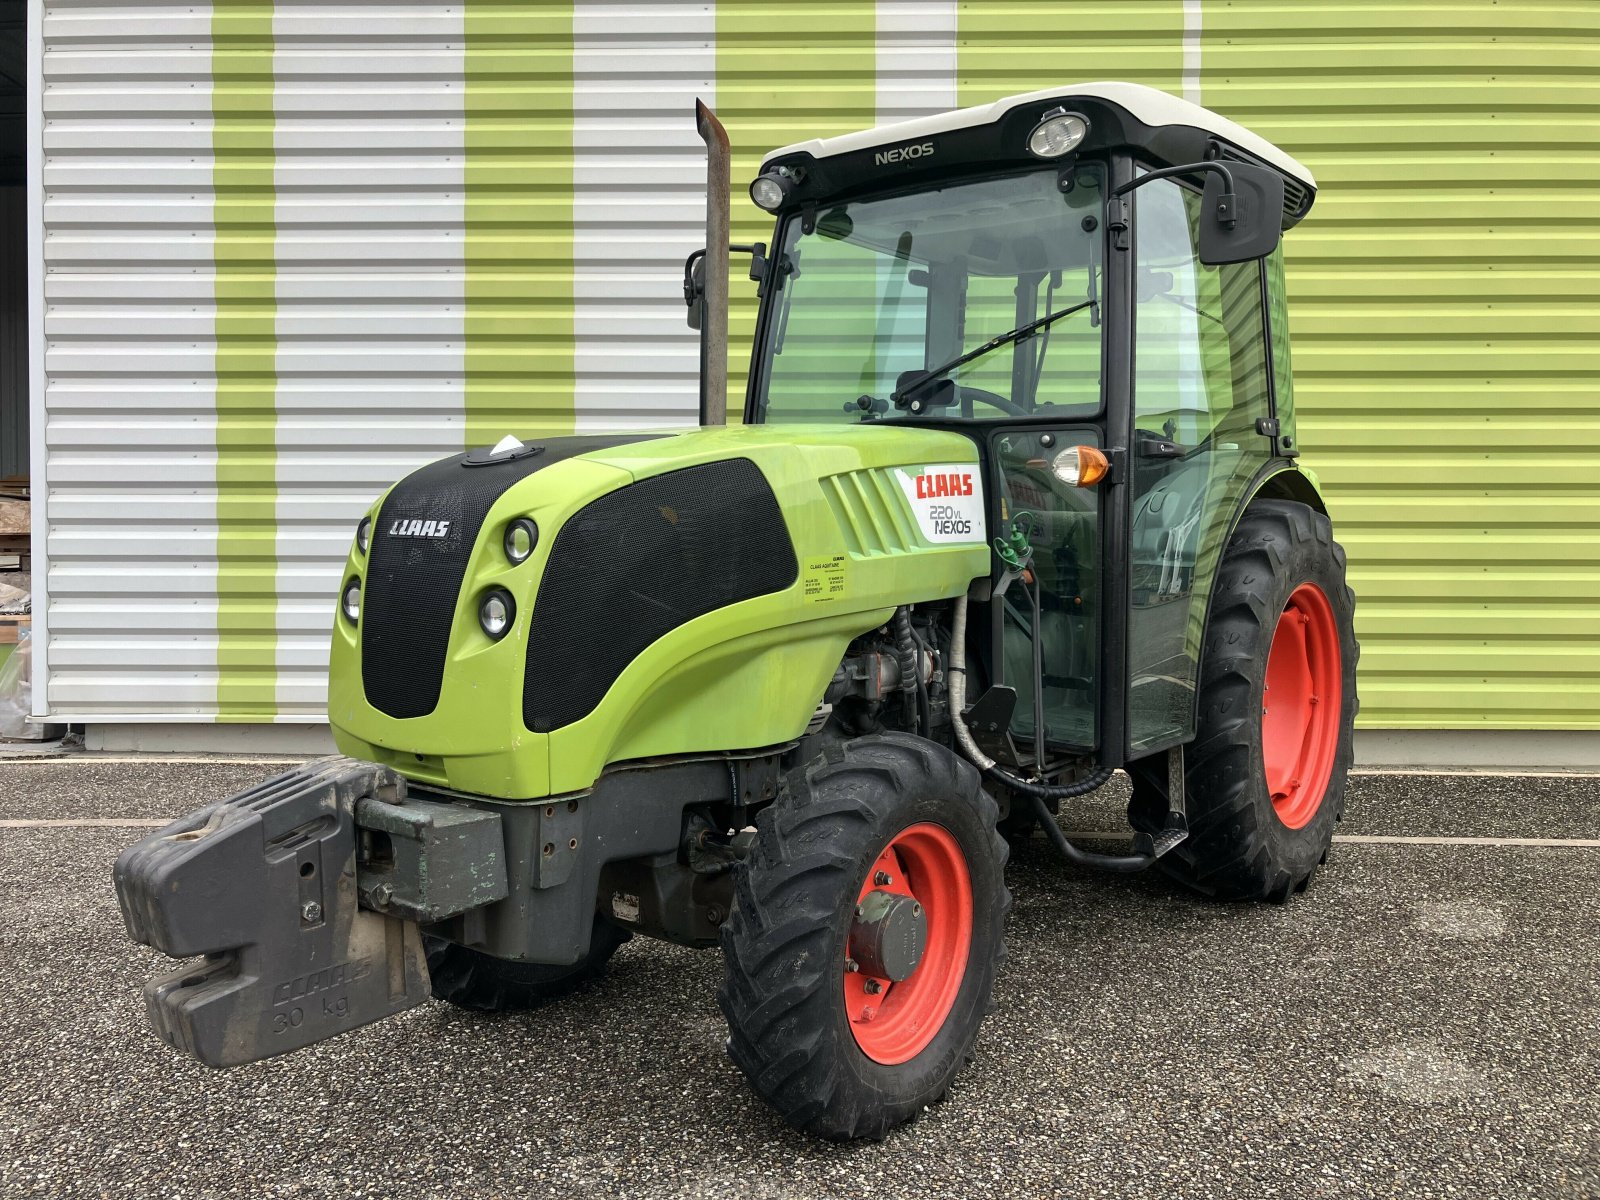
361, 435, 658, 719
523, 458, 798, 732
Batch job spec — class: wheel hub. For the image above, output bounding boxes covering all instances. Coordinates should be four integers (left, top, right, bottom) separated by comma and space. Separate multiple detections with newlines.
842, 823, 974, 1065
849, 889, 928, 982
1262, 582, 1342, 830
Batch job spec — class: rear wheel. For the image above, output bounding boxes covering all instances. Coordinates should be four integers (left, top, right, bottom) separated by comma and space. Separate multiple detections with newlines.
424, 917, 630, 1011
1131, 499, 1358, 901
719, 732, 1009, 1141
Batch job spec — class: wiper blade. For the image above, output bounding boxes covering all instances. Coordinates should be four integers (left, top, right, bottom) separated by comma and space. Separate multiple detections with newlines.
892, 297, 1097, 407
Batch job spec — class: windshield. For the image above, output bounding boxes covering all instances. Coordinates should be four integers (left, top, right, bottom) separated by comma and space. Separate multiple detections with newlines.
754, 164, 1106, 424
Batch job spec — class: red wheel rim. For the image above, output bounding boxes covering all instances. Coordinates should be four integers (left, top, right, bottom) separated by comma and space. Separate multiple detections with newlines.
1262, 583, 1343, 830
843, 823, 972, 1065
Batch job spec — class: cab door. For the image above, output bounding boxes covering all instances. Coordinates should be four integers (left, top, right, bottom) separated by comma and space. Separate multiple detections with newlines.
1126, 174, 1277, 755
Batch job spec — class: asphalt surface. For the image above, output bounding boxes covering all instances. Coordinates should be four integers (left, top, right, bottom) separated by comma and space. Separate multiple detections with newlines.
1, 758, 1597, 1199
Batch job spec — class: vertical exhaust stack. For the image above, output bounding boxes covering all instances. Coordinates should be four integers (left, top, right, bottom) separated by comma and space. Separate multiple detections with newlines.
696, 100, 730, 426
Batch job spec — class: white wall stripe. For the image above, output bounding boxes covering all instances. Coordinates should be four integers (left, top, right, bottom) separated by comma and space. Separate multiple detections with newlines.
571, 3, 715, 433
270, 3, 468, 717
1181, 0, 1203, 104
37, 2, 221, 719
875, 0, 958, 126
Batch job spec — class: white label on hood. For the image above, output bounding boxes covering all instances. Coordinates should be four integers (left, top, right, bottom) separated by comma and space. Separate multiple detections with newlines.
895, 464, 986, 544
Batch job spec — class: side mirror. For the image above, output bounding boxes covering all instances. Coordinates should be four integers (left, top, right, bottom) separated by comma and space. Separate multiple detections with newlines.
1197, 161, 1284, 265
1111, 160, 1286, 266
683, 242, 769, 330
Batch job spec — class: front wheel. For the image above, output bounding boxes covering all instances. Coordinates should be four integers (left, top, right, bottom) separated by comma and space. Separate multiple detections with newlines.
424, 917, 630, 1011
1131, 499, 1359, 901
718, 733, 1009, 1141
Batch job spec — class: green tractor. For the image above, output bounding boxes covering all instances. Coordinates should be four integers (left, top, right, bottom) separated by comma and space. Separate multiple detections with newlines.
115, 82, 1357, 1141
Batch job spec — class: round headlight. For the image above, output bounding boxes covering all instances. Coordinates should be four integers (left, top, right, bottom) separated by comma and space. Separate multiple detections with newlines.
341, 578, 362, 624
479, 589, 515, 640
749, 172, 793, 212
503, 518, 537, 565
355, 516, 372, 555
1027, 110, 1089, 159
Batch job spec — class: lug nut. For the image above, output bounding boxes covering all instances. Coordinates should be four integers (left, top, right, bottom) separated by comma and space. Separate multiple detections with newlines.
859, 1005, 878, 1022
844, 958, 859, 973
301, 901, 323, 923
864, 979, 883, 995
874, 870, 891, 886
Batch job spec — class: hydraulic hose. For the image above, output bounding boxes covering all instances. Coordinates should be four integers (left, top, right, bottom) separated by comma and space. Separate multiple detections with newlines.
891, 606, 929, 737
947, 594, 1115, 801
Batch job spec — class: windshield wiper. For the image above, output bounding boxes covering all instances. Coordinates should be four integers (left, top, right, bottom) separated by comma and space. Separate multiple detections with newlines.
891, 297, 1098, 409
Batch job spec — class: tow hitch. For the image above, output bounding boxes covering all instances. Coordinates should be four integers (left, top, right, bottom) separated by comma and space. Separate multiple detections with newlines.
114, 757, 433, 1068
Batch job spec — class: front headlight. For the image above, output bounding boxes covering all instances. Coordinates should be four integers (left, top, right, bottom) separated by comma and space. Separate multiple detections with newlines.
341, 578, 362, 624
1027, 109, 1089, 159
355, 516, 372, 555
479, 588, 515, 640
503, 518, 537, 565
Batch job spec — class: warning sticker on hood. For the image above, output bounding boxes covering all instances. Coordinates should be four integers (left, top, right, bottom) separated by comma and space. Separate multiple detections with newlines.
895, 465, 987, 544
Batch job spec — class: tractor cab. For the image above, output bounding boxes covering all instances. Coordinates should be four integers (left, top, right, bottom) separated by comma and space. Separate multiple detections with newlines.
732, 81, 1319, 772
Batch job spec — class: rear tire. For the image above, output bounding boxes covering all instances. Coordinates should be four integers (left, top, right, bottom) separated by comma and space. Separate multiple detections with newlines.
719, 733, 1009, 1141
424, 918, 630, 1011
1131, 499, 1358, 901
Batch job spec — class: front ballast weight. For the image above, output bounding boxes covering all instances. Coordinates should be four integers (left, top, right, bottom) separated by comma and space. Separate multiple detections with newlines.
113, 756, 504, 1068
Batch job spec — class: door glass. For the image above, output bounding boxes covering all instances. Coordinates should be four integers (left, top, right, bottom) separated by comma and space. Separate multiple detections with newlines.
1265, 245, 1296, 441
994, 428, 1100, 753
1128, 177, 1273, 754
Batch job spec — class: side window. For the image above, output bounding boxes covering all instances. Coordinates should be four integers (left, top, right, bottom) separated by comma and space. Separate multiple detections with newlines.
1127, 177, 1274, 754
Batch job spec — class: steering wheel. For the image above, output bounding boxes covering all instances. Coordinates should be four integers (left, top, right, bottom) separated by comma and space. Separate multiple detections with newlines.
955, 385, 1027, 417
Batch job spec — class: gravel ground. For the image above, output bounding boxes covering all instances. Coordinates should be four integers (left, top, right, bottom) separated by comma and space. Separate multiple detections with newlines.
1, 759, 1597, 1199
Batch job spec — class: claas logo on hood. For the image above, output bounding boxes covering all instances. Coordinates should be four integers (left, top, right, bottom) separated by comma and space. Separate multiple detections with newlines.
388, 518, 452, 538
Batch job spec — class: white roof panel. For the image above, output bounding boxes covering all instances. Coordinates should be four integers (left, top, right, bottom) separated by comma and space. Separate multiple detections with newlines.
762, 81, 1316, 191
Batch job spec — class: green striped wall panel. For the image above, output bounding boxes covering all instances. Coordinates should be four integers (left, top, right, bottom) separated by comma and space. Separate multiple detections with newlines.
1201, 1, 1600, 728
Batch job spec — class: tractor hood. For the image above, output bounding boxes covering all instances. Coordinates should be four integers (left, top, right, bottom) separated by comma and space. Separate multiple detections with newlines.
328, 424, 991, 800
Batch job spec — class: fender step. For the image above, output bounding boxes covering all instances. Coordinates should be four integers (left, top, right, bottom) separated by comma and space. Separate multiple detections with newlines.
113, 756, 430, 1068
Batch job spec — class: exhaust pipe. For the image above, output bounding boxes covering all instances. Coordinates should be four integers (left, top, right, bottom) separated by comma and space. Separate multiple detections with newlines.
696, 99, 730, 426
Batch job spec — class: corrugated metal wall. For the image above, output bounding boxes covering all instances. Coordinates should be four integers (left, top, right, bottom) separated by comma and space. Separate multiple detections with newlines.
29, 1, 1600, 732
1200, 2, 1600, 730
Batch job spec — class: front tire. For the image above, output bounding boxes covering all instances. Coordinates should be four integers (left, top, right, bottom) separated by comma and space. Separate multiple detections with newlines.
1131, 499, 1358, 901
718, 733, 1009, 1141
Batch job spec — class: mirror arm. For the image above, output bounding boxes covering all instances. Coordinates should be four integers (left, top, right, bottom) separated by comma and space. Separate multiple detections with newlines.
682, 248, 708, 309
1112, 161, 1239, 229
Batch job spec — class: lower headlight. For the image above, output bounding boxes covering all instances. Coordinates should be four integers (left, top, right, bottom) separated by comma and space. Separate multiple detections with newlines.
479, 588, 515, 640
341, 578, 362, 624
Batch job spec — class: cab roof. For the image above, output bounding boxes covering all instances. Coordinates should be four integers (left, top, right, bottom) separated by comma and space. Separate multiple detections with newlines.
758, 81, 1316, 228
764, 81, 1314, 189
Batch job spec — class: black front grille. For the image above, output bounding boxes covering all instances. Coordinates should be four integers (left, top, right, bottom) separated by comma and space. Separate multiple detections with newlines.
523, 458, 798, 733
361, 434, 660, 720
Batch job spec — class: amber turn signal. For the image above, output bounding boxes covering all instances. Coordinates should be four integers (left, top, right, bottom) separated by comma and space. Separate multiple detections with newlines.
1051, 445, 1110, 488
